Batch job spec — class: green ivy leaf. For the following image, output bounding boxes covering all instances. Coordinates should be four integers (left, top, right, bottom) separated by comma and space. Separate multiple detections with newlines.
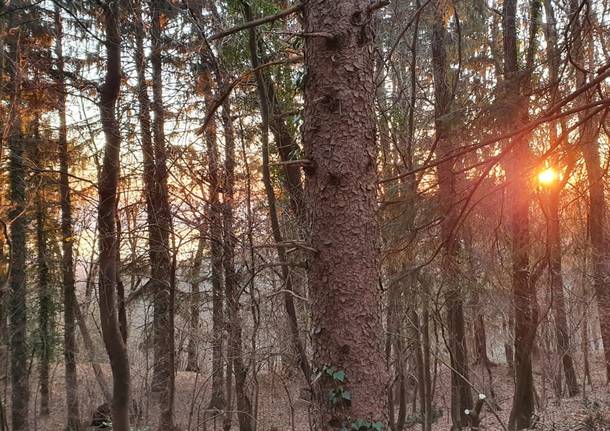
372, 421, 384, 431
352, 419, 371, 430
333, 370, 346, 382
341, 390, 352, 401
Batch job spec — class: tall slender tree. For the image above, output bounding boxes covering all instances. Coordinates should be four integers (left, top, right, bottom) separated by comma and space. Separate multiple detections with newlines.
569, 0, 610, 384
7, 19, 29, 430
200, 53, 227, 422
430, 3, 473, 428
54, 5, 81, 427
503, 0, 539, 428
186, 232, 204, 372
33, 118, 51, 417
242, 1, 311, 384
97, 2, 131, 430
148, 0, 175, 427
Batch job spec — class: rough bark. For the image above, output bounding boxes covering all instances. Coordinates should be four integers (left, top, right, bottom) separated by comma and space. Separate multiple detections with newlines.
430, 5, 472, 429
8, 124, 28, 431
503, 1, 537, 428
97, 2, 131, 430
34, 125, 51, 417
55, 5, 81, 427
7, 18, 29, 431
148, 5, 176, 427
303, 0, 388, 427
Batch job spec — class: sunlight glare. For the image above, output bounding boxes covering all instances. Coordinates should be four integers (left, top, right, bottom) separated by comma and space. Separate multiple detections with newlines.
538, 167, 558, 185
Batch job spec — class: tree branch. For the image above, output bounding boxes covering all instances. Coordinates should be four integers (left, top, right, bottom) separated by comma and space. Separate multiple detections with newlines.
209, 3, 303, 41
196, 55, 303, 136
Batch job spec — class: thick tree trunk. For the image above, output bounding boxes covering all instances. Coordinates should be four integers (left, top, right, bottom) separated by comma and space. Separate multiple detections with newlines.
303, 1, 389, 427
505, 67, 537, 431
430, 5, 472, 429
503, 1, 537, 429
97, 3, 131, 430
9, 125, 28, 431
9, 122, 28, 431
55, 6, 80, 427
7, 19, 29, 431
148, 1, 175, 427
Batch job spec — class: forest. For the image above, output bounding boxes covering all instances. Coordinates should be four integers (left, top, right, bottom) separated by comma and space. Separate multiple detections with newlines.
0, 0, 610, 430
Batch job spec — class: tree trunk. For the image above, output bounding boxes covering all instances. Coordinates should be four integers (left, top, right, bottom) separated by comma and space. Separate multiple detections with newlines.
34, 122, 51, 416
7, 19, 29, 431
8, 125, 28, 431
97, 3, 130, 430
569, 0, 610, 383
472, 294, 491, 367
73, 288, 112, 402
430, 5, 472, 429
503, 1, 537, 429
222, 95, 254, 431
303, 1, 389, 427
546, 186, 579, 396
421, 298, 433, 431
503, 315, 514, 372
185, 5, 228, 418
148, 0, 175, 427
542, 0, 579, 397
54, 6, 81, 427
200, 59, 227, 419
243, 1, 311, 383
386, 281, 406, 431
186, 232, 205, 372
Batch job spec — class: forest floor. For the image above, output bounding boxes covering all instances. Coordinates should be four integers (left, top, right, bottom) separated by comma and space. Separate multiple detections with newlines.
11, 352, 610, 430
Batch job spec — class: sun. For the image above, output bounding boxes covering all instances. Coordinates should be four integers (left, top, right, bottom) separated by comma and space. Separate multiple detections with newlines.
538, 167, 558, 185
